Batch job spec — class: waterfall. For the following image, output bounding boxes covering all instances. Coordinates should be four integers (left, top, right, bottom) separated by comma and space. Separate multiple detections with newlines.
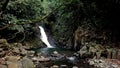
39, 26, 53, 48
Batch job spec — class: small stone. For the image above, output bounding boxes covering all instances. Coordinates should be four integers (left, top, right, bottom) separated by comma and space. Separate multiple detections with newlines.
0, 51, 5, 57
53, 51, 58, 54
27, 51, 35, 57
32, 56, 50, 62
89, 60, 95, 65
32, 57, 38, 61
19, 48, 27, 55
0, 58, 6, 64
60, 65, 67, 68
40, 56, 45, 58
37, 53, 42, 57
72, 66, 78, 68
27, 51, 35, 54
111, 64, 118, 68
99, 63, 105, 68
0, 48, 3, 52
73, 53, 79, 57
52, 65, 59, 68
13, 47, 20, 53
99, 59, 105, 63
14, 43, 22, 47
67, 56, 75, 61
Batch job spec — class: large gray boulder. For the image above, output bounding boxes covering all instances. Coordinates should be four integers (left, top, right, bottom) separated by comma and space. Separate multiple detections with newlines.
20, 57, 34, 68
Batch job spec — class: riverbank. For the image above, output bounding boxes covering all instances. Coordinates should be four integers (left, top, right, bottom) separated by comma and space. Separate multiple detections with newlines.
0, 39, 90, 68
0, 39, 120, 68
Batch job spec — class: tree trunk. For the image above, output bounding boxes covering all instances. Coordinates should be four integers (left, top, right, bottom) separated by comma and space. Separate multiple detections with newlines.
0, 0, 9, 18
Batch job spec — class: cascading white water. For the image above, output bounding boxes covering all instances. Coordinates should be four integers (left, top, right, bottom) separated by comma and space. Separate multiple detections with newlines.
39, 26, 53, 48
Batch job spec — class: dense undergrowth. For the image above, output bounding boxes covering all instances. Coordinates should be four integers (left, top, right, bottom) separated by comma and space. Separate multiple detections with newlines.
0, 0, 120, 49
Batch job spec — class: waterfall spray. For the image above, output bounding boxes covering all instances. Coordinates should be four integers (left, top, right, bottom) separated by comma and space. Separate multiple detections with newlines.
39, 26, 53, 48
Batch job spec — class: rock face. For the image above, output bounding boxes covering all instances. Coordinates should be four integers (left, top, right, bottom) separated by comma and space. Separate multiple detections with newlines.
77, 43, 105, 58
73, 27, 96, 51
76, 41, 120, 59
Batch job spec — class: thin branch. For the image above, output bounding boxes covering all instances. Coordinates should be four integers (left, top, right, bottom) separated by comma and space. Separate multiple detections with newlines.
0, 24, 14, 30
19, 32, 26, 42
7, 31, 20, 41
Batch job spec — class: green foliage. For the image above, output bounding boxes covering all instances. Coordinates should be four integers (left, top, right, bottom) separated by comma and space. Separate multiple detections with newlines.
8, 25, 24, 32
2, 0, 43, 25
41, 0, 120, 47
1, 0, 120, 47
0, 0, 43, 42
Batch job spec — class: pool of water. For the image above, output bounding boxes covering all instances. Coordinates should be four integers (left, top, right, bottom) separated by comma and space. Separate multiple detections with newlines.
36, 47, 75, 55
35, 47, 95, 68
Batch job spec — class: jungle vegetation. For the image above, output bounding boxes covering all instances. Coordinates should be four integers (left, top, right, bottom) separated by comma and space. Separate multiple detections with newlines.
0, 0, 120, 49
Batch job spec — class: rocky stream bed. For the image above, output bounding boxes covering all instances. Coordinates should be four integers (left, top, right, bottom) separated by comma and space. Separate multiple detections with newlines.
0, 39, 120, 68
